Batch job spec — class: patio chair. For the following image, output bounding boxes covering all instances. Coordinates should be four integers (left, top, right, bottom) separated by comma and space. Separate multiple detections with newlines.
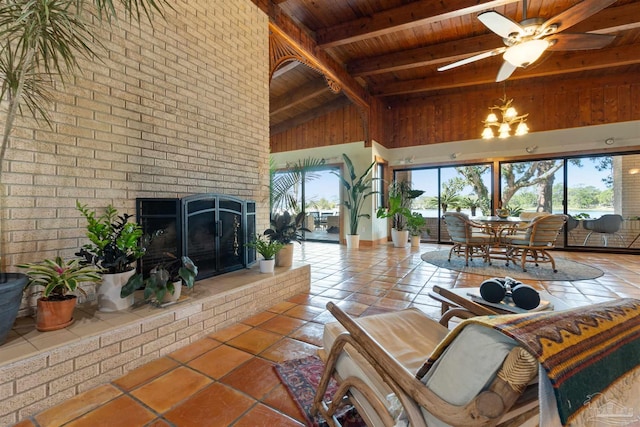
313, 299, 640, 427
313, 302, 539, 427
582, 214, 624, 247
502, 214, 567, 272
442, 212, 495, 266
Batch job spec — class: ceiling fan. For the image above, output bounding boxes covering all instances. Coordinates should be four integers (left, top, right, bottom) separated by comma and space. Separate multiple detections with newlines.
438, 0, 617, 82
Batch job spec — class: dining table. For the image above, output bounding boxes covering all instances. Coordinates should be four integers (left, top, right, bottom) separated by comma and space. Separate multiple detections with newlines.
470, 215, 533, 259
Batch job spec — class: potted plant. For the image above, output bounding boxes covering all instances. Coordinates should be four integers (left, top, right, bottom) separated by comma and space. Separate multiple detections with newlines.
406, 212, 429, 248
246, 234, 284, 273
76, 202, 146, 312
121, 255, 198, 305
332, 153, 377, 248
264, 211, 309, 267
18, 257, 101, 331
376, 180, 424, 247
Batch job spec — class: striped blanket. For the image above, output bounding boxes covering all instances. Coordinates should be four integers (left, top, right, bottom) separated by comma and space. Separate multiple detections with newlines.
417, 298, 640, 425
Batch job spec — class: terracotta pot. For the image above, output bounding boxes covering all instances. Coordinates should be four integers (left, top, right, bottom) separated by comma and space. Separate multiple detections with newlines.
345, 234, 360, 248
98, 269, 136, 312
36, 296, 77, 332
259, 259, 275, 273
275, 243, 294, 267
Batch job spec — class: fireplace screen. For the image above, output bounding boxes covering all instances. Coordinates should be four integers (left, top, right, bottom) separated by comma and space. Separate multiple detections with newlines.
137, 194, 256, 280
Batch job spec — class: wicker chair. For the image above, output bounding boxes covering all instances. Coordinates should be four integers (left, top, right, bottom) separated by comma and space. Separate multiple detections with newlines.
312, 302, 539, 427
502, 214, 567, 272
442, 212, 495, 266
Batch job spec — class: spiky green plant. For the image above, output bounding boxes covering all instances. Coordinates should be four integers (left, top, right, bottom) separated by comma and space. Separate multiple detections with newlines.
18, 256, 101, 298
333, 153, 377, 235
0, 0, 168, 263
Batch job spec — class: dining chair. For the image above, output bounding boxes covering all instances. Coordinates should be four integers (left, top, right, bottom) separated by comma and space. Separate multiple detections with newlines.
502, 214, 567, 272
582, 214, 625, 247
442, 212, 495, 266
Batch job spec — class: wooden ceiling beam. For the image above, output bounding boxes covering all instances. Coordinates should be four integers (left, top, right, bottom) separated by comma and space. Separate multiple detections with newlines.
373, 45, 640, 96
316, 0, 520, 49
270, 77, 332, 115
349, 2, 640, 77
270, 96, 353, 135
268, 9, 370, 110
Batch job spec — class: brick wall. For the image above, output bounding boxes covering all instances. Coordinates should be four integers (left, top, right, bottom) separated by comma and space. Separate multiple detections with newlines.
1, 0, 270, 271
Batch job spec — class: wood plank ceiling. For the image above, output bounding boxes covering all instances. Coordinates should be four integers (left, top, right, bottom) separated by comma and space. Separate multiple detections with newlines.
268, 0, 640, 136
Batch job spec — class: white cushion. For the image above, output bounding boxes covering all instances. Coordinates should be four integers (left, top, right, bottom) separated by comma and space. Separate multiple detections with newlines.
420, 324, 517, 426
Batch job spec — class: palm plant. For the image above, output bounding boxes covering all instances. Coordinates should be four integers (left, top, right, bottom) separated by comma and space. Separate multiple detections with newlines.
270, 157, 325, 214
0, 0, 168, 260
376, 180, 424, 231
333, 153, 377, 236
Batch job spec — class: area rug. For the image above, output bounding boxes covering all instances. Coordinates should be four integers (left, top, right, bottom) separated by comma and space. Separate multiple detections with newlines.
274, 355, 366, 427
421, 250, 603, 281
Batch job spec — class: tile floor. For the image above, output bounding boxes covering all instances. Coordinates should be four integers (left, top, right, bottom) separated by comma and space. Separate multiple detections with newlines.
12, 242, 640, 427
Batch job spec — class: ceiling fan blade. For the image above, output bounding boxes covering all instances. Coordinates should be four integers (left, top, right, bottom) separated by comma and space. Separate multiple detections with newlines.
546, 33, 616, 51
496, 61, 517, 82
437, 48, 505, 72
478, 11, 524, 39
540, 0, 617, 34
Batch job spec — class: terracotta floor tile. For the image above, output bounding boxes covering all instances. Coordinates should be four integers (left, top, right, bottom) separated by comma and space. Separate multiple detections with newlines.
164, 383, 255, 427
232, 403, 304, 427
112, 357, 179, 391
146, 419, 172, 427
168, 337, 221, 363
262, 383, 307, 423
227, 328, 283, 354
220, 357, 280, 400
188, 344, 253, 379
258, 315, 307, 335
284, 304, 325, 321
11, 420, 36, 427
35, 384, 122, 427
241, 311, 278, 326
64, 395, 156, 427
335, 300, 370, 316
260, 337, 319, 363
131, 366, 212, 413
208, 323, 253, 342
289, 321, 325, 347
267, 301, 297, 313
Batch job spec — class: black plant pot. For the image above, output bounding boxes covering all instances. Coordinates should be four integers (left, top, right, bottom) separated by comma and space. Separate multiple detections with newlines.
0, 273, 28, 345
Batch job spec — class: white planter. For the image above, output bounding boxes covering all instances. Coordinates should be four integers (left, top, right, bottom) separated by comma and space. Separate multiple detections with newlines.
98, 269, 136, 312
259, 259, 275, 273
411, 235, 421, 248
391, 229, 409, 248
163, 281, 183, 303
345, 234, 360, 248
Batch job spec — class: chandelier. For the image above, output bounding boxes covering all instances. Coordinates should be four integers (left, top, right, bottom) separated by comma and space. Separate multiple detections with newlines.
481, 96, 529, 139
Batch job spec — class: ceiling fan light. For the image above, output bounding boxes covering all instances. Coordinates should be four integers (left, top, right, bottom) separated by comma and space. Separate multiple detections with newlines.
482, 127, 495, 139
503, 39, 549, 67
499, 122, 511, 133
499, 130, 510, 139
